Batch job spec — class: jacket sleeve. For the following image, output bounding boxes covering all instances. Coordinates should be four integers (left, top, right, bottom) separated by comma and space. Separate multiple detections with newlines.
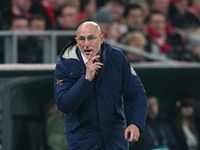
122, 60, 148, 132
54, 62, 93, 114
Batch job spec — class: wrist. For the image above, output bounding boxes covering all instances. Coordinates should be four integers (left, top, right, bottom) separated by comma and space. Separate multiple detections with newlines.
85, 75, 92, 81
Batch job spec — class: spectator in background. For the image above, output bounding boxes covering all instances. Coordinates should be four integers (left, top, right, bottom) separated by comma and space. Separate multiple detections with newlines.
92, 7, 113, 39
123, 4, 146, 34
10, 16, 29, 41
104, 0, 126, 22
0, 0, 32, 30
121, 32, 147, 62
4, 16, 30, 63
166, 16, 193, 61
30, 0, 66, 29
9, 16, 29, 62
77, 0, 97, 23
189, 0, 200, 23
11, 0, 32, 18
54, 4, 78, 55
10, 15, 45, 63
29, 14, 46, 37
45, 0, 66, 11
65, 0, 80, 10
22, 14, 46, 63
55, 4, 78, 30
145, 11, 171, 59
133, 95, 179, 150
188, 28, 200, 62
147, 0, 170, 16
103, 0, 127, 41
169, 0, 200, 29
46, 103, 68, 150
170, 97, 200, 150
29, 15, 46, 31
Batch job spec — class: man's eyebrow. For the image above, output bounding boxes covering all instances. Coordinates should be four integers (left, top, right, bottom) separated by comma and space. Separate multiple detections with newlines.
78, 35, 94, 37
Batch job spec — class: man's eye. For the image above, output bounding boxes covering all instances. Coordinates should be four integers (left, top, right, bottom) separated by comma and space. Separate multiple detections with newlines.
88, 36, 94, 41
79, 37, 85, 41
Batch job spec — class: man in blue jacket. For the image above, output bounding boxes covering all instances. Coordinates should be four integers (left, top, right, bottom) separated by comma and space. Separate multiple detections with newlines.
54, 21, 147, 150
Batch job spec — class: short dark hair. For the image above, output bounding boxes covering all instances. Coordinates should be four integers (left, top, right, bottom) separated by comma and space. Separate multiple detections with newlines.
10, 16, 28, 28
145, 10, 165, 24
124, 3, 143, 18
80, 0, 93, 12
29, 14, 45, 23
55, 4, 76, 18
146, 0, 154, 5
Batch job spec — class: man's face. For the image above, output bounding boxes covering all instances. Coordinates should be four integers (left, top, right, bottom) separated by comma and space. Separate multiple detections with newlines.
174, 0, 188, 14
11, 18, 29, 40
30, 19, 45, 31
126, 9, 144, 30
76, 23, 104, 59
106, 1, 125, 20
58, 6, 78, 29
84, 0, 96, 17
11, 19, 29, 31
147, 97, 159, 119
152, 0, 169, 14
149, 14, 166, 35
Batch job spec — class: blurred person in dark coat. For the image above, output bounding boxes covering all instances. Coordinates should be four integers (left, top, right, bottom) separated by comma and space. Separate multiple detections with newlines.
169, 97, 200, 150
54, 4, 78, 55
133, 95, 179, 150
166, 16, 193, 61
169, 0, 200, 29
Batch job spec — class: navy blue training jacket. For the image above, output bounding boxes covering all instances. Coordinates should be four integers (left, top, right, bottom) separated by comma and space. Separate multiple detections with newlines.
54, 40, 148, 150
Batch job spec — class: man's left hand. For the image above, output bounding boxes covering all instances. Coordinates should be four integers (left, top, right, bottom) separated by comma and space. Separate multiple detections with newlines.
124, 124, 140, 142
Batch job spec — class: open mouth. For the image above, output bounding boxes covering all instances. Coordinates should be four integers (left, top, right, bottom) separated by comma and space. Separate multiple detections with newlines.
84, 49, 92, 55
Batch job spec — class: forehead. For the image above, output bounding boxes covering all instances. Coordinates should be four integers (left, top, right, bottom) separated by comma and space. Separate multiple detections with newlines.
151, 14, 165, 21
31, 19, 45, 24
77, 23, 100, 37
13, 19, 28, 25
62, 6, 77, 13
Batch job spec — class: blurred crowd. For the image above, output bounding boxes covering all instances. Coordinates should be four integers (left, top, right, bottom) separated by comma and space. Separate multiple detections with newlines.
45, 95, 200, 150
1, 0, 200, 63
132, 95, 200, 150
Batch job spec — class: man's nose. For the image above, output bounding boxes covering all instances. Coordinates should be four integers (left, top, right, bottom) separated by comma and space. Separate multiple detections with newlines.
84, 39, 90, 46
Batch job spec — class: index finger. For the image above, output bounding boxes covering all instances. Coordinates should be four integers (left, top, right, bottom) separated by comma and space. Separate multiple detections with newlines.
88, 51, 94, 60
88, 55, 100, 64
128, 130, 134, 142
124, 128, 129, 140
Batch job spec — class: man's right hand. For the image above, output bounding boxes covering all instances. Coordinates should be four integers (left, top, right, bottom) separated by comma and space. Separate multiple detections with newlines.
85, 51, 103, 81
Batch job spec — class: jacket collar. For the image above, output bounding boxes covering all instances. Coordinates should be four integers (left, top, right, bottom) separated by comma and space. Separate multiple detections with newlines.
59, 40, 113, 81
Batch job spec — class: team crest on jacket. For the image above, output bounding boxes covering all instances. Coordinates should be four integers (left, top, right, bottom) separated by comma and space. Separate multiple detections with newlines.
131, 66, 137, 76
56, 79, 63, 87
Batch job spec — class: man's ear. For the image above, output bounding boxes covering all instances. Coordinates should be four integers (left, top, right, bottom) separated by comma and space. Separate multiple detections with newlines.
75, 37, 78, 43
100, 34, 105, 44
